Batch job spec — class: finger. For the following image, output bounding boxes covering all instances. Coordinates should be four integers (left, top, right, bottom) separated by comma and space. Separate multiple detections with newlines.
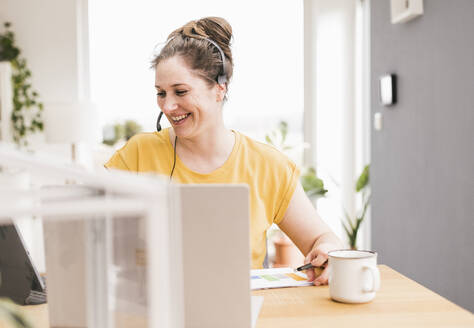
306, 265, 325, 282
306, 268, 315, 282
304, 248, 318, 265
311, 252, 328, 267
313, 266, 330, 286
312, 266, 324, 278
303, 249, 318, 282
307, 265, 324, 283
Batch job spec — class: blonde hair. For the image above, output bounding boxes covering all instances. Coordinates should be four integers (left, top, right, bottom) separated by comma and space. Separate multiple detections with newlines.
152, 17, 234, 95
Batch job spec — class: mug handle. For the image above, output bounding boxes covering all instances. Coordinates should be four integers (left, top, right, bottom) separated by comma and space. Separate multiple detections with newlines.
362, 266, 380, 293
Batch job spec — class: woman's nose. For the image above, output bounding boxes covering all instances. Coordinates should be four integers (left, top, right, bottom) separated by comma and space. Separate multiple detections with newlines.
160, 96, 178, 112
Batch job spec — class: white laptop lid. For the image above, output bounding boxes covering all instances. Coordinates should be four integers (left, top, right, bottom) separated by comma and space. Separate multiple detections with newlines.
178, 184, 251, 328
42, 183, 253, 328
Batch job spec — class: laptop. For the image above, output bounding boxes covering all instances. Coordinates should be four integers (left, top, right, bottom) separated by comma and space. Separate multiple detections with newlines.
0, 222, 47, 305
43, 184, 260, 328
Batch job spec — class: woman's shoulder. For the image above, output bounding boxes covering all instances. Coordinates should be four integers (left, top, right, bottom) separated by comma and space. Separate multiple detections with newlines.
113, 129, 170, 159
125, 130, 170, 149
239, 132, 285, 156
238, 132, 290, 160
105, 129, 170, 171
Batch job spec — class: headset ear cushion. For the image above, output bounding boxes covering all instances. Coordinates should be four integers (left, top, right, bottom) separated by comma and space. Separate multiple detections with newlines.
217, 75, 227, 85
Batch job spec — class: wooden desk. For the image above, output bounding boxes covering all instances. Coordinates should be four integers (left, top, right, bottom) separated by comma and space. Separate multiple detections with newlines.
253, 265, 473, 327
7, 265, 473, 328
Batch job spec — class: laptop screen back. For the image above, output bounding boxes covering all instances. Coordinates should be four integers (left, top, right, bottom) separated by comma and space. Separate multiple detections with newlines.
0, 223, 45, 304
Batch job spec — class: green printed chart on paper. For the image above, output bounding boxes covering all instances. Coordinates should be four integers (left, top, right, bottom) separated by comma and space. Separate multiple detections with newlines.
250, 268, 313, 290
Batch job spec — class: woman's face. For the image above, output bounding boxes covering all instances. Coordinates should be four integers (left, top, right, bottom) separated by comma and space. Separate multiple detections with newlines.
155, 56, 224, 139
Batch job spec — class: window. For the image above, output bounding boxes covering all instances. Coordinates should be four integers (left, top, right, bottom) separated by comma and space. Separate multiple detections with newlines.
89, 0, 304, 157
305, 0, 370, 247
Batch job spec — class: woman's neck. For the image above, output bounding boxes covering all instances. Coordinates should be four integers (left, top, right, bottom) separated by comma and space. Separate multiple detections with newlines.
169, 125, 235, 173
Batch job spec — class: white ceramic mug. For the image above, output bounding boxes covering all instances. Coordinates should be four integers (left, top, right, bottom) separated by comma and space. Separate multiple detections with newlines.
328, 250, 380, 303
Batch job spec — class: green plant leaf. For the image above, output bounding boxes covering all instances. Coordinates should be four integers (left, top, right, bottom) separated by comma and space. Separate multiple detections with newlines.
2, 22, 44, 146
356, 164, 369, 192
301, 167, 327, 198
264, 135, 273, 146
343, 209, 356, 231
279, 121, 288, 144
124, 120, 142, 140
342, 222, 352, 240
360, 195, 371, 219
355, 216, 364, 232
264, 120, 293, 151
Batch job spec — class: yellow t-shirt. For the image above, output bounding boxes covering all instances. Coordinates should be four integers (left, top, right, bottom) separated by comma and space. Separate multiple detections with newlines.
104, 128, 300, 268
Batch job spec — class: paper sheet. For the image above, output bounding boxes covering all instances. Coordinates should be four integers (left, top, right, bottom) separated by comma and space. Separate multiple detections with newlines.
250, 267, 313, 290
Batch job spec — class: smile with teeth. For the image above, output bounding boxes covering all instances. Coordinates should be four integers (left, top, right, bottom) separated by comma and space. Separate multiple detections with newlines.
171, 113, 191, 123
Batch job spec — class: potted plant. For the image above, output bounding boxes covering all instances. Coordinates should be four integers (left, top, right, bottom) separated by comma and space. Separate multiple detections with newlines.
342, 164, 370, 250
0, 22, 44, 148
102, 119, 143, 146
123, 120, 143, 141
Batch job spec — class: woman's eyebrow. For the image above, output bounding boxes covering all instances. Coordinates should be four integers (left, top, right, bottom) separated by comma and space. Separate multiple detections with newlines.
155, 83, 188, 89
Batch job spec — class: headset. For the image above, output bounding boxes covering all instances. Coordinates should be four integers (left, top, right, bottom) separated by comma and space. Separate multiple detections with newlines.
155, 37, 228, 181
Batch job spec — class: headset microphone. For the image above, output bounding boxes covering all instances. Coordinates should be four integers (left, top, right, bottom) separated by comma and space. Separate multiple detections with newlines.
156, 111, 176, 180
156, 111, 164, 132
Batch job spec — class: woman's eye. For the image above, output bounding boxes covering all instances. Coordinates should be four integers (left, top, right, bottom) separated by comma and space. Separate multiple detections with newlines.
176, 90, 188, 96
156, 92, 166, 97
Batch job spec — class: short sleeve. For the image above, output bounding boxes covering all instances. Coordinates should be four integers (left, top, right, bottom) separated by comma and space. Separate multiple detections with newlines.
104, 151, 130, 171
104, 137, 140, 172
273, 162, 300, 225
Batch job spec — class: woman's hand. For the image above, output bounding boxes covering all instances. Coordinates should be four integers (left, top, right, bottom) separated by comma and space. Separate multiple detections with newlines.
304, 241, 341, 286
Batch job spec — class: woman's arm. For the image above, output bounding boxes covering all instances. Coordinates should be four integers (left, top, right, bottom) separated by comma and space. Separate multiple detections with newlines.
278, 181, 344, 285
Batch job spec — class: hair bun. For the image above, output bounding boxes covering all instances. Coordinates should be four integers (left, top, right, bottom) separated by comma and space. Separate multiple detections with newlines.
198, 17, 232, 47
158, 16, 234, 92
181, 20, 209, 39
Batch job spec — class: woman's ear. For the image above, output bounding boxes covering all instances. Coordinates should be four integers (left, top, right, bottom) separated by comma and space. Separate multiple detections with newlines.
216, 83, 227, 102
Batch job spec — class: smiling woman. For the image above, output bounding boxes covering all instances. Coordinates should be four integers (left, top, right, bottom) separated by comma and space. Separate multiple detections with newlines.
153, 17, 232, 145
105, 17, 342, 280
155, 56, 227, 141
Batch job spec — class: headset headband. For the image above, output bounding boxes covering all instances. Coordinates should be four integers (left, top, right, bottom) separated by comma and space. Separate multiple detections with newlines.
156, 35, 227, 85
203, 38, 228, 85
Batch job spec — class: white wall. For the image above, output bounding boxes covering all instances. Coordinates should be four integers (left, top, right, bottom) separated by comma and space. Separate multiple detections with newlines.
0, 0, 81, 103
0, 0, 97, 152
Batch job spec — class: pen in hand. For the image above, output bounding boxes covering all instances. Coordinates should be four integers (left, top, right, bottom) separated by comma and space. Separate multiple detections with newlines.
295, 260, 328, 272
